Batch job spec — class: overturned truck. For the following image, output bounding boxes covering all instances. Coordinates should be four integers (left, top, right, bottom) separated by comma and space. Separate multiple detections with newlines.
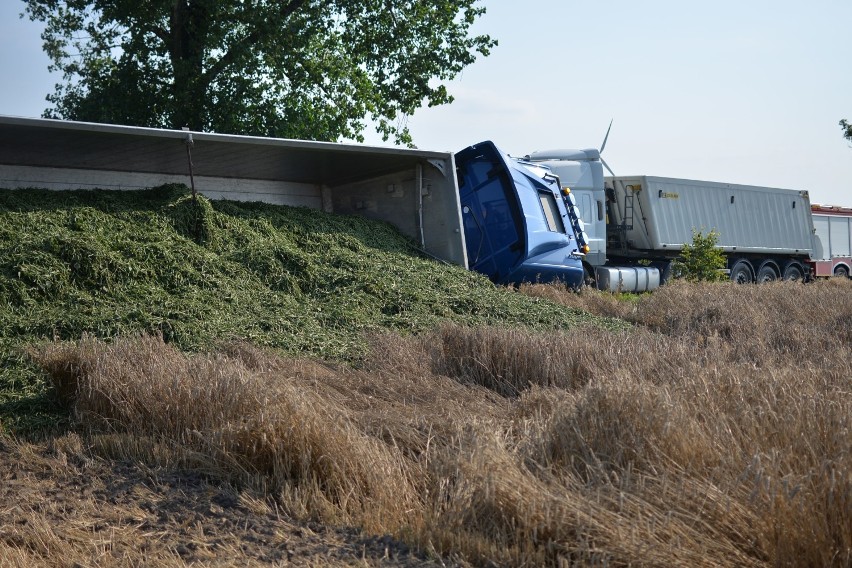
0, 117, 590, 289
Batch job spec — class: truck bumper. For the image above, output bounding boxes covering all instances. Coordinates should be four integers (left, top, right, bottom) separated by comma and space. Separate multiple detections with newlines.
505, 256, 585, 288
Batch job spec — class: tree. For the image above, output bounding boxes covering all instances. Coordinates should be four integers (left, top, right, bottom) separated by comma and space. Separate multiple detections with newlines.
672, 229, 726, 282
841, 119, 852, 143
24, 0, 496, 144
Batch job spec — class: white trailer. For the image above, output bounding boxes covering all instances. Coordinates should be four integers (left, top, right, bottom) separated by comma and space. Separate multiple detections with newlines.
0, 115, 467, 268
605, 176, 816, 283
811, 205, 852, 278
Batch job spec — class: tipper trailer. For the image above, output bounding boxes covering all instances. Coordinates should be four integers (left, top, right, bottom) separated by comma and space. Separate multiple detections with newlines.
604, 176, 816, 284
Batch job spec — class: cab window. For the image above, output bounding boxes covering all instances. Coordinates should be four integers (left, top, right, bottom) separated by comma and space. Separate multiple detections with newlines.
538, 191, 566, 233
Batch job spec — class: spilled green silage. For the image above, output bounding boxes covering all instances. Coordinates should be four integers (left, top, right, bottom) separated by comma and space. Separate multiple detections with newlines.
0, 184, 622, 434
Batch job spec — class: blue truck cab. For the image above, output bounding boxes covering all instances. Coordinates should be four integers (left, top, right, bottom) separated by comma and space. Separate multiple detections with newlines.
454, 141, 590, 287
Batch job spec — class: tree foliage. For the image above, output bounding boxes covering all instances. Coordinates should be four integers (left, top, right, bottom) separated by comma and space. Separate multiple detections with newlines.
672, 229, 727, 282
24, 0, 496, 143
841, 119, 852, 143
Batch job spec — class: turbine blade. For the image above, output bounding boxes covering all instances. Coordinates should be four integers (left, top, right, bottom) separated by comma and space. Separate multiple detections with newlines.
600, 119, 613, 154
601, 157, 615, 177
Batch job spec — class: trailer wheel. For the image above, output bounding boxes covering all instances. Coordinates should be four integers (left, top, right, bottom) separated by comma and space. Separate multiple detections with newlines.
834, 265, 850, 279
756, 262, 779, 283
782, 262, 805, 282
729, 260, 753, 284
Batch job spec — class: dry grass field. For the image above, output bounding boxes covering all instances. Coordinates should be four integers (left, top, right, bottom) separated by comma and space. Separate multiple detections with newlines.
3, 279, 849, 567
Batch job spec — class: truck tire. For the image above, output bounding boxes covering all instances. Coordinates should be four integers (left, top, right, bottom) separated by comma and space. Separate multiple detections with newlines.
729, 260, 753, 284
756, 262, 779, 283
655, 261, 673, 285
582, 264, 597, 288
834, 265, 850, 279
782, 262, 805, 281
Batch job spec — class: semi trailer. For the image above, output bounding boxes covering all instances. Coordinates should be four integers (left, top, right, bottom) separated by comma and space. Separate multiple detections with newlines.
604, 176, 816, 285
811, 204, 852, 278
523, 147, 843, 290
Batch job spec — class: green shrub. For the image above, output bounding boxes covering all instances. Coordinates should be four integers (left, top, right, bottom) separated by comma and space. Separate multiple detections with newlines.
672, 229, 726, 282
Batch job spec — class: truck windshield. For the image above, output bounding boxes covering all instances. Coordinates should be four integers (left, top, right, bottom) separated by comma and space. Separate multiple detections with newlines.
461, 176, 522, 268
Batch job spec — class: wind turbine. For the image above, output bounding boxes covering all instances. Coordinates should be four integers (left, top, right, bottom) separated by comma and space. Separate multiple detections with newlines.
599, 119, 616, 177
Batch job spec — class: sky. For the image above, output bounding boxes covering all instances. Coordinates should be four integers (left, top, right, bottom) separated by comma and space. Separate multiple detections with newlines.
1, 0, 851, 206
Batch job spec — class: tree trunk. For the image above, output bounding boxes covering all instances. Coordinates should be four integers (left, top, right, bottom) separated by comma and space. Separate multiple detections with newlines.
169, 0, 210, 131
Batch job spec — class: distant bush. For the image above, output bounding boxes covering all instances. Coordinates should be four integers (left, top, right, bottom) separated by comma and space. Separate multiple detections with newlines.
672, 229, 727, 282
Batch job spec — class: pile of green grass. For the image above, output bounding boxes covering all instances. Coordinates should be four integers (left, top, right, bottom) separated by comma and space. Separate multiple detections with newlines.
0, 184, 619, 433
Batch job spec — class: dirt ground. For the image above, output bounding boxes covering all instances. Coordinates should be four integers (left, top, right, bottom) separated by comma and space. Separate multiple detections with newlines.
0, 437, 452, 567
